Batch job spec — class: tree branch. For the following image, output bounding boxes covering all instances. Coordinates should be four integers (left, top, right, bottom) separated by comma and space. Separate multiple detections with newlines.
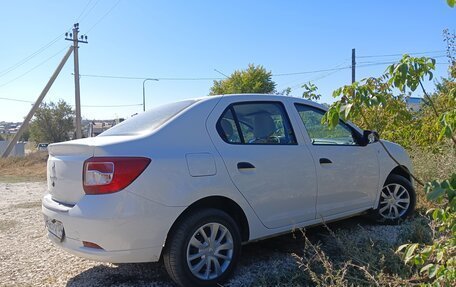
419, 80, 456, 146
419, 80, 439, 117
378, 140, 425, 186
359, 108, 372, 130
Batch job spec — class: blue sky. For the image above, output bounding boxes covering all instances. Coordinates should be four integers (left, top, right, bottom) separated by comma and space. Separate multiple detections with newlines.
0, 0, 454, 122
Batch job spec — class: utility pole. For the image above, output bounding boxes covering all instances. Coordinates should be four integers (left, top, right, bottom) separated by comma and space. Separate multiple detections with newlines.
351, 48, 356, 83
2, 47, 74, 158
65, 23, 88, 139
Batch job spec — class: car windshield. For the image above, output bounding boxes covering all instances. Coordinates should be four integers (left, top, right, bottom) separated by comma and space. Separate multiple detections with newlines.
99, 100, 197, 136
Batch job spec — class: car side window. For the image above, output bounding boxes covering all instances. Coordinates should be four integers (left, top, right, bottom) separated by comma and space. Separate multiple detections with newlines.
217, 108, 242, 144
217, 102, 297, 145
295, 104, 358, 145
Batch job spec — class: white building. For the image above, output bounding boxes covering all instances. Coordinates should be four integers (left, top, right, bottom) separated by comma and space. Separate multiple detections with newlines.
405, 97, 423, 112
0, 141, 26, 157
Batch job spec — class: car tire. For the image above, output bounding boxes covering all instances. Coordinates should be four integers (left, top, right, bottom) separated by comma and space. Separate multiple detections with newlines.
369, 174, 416, 224
163, 208, 241, 287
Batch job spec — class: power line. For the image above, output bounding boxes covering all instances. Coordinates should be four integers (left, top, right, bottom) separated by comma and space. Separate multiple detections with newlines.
214, 69, 229, 78
78, 74, 223, 81
78, 74, 145, 80
358, 50, 446, 59
288, 68, 345, 91
76, 0, 94, 21
1, 59, 449, 106
81, 104, 142, 108
278, 61, 349, 91
0, 96, 142, 108
86, 0, 122, 33
77, 0, 100, 22
299, 69, 344, 88
0, 46, 70, 88
80, 67, 354, 81
357, 55, 447, 64
0, 33, 64, 78
78, 58, 450, 83
289, 60, 449, 91
273, 66, 351, 77
0, 0, 103, 81
0, 0, 100, 81
274, 55, 448, 78
349, 61, 447, 69
0, 97, 33, 103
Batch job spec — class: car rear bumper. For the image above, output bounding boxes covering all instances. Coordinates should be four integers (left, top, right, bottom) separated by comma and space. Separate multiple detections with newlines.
42, 191, 185, 263
45, 232, 164, 263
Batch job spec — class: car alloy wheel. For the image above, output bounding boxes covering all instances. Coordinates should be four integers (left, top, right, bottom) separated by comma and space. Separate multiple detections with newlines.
186, 222, 234, 280
163, 208, 241, 287
378, 183, 411, 220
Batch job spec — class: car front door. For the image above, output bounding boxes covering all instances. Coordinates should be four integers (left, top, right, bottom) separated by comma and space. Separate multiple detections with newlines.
293, 103, 380, 218
207, 99, 318, 229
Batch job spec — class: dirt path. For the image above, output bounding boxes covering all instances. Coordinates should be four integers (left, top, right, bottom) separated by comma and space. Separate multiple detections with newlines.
0, 182, 178, 287
0, 182, 421, 286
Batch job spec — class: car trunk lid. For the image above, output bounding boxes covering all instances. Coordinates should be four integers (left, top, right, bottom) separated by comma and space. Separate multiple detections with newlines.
47, 140, 95, 205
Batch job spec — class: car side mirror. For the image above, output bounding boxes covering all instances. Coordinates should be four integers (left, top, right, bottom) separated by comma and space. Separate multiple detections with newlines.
362, 130, 379, 146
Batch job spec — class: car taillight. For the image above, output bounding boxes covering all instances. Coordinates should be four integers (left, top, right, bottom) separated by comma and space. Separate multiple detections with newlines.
83, 157, 151, 195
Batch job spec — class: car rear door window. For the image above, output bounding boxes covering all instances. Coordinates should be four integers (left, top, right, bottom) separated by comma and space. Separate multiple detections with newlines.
217, 102, 297, 145
217, 108, 242, 144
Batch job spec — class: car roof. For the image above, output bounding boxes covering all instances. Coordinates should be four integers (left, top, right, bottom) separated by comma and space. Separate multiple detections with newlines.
197, 94, 328, 111
196, 94, 361, 133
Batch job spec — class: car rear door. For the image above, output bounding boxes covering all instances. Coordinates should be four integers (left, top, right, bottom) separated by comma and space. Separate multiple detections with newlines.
207, 97, 318, 229
292, 103, 380, 218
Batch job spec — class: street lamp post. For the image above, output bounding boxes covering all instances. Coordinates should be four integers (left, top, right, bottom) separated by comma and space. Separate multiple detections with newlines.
142, 78, 159, 112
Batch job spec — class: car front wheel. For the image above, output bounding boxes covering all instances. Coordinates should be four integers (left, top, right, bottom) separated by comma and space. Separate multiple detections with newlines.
370, 174, 416, 224
163, 208, 241, 287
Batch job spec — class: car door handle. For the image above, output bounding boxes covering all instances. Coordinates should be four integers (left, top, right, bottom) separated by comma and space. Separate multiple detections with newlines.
237, 162, 255, 169
319, 158, 332, 164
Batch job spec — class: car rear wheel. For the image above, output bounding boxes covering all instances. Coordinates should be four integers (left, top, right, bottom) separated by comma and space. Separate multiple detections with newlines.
370, 174, 416, 224
163, 209, 241, 287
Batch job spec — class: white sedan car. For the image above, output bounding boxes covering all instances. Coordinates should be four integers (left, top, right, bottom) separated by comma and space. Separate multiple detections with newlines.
42, 94, 415, 286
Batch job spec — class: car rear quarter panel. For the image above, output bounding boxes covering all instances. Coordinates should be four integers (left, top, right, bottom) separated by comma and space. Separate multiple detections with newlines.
94, 98, 265, 240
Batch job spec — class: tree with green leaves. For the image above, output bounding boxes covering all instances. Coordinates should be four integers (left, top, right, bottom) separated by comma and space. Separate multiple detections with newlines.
29, 100, 75, 143
319, 53, 456, 285
302, 82, 322, 101
209, 64, 276, 95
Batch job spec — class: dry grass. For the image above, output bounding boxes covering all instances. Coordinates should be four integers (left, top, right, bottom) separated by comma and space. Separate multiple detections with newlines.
408, 145, 456, 210
223, 215, 434, 287
283, 145, 455, 287
0, 152, 47, 182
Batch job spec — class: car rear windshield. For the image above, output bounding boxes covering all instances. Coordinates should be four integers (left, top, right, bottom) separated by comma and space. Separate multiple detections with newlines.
99, 100, 197, 136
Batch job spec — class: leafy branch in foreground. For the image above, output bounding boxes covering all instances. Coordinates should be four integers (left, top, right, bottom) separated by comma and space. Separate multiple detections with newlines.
321, 52, 456, 285
301, 82, 322, 101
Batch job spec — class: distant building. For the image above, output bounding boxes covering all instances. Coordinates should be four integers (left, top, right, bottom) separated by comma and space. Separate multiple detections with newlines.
0, 122, 23, 134
89, 121, 114, 137
85, 118, 123, 137
0, 141, 26, 157
405, 97, 423, 112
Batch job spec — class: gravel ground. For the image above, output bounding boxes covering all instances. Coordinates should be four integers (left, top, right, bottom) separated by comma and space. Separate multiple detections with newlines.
0, 182, 423, 287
